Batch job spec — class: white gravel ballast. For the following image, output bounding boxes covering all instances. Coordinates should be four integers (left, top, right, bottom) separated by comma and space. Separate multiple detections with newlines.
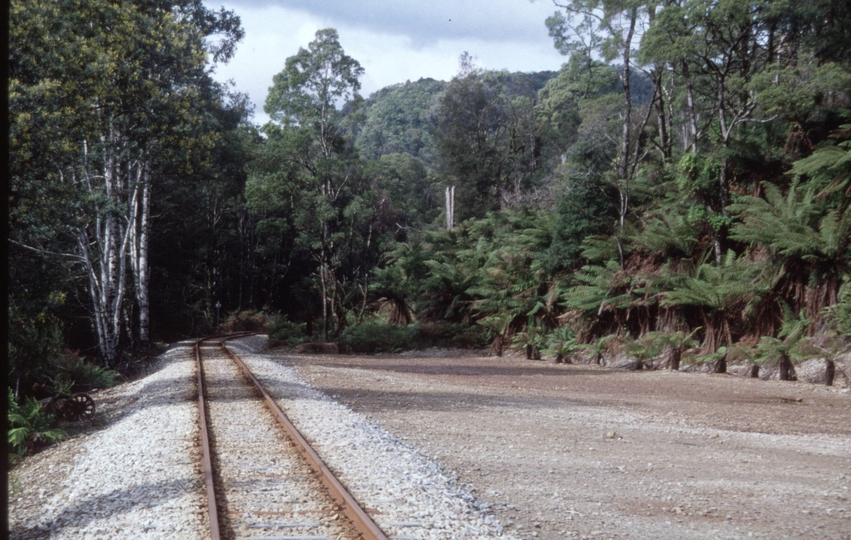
10, 336, 513, 539
10, 341, 210, 539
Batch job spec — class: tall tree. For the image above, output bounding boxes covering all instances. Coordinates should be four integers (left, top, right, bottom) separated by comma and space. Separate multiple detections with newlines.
262, 28, 367, 339
548, 0, 655, 267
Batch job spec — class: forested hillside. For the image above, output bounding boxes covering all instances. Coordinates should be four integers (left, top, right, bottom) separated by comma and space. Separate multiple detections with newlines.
9, 0, 851, 417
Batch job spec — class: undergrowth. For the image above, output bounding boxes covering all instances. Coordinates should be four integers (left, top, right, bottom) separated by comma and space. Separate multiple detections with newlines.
8, 388, 66, 460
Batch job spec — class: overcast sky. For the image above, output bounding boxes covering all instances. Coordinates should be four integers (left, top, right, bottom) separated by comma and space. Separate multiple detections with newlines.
203, 0, 569, 125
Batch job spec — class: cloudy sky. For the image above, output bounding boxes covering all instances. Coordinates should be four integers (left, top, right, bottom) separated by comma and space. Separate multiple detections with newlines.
203, 0, 570, 125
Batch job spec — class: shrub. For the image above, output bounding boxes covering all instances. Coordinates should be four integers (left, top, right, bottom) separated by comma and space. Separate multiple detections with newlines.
220, 310, 269, 333
512, 325, 546, 360
267, 316, 309, 347
339, 322, 420, 354
419, 322, 488, 348
8, 388, 66, 458
623, 334, 663, 370
52, 350, 122, 392
694, 346, 729, 373
577, 334, 616, 365
641, 329, 700, 370
8, 305, 65, 400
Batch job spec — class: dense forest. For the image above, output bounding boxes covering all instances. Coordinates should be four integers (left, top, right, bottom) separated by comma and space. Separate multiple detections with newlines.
9, 0, 851, 431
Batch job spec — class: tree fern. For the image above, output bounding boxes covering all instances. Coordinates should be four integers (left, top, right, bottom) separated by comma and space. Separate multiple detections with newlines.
730, 171, 850, 325
753, 311, 814, 381
660, 255, 766, 351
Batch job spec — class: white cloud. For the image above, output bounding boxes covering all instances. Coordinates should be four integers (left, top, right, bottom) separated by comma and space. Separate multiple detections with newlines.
205, 0, 568, 125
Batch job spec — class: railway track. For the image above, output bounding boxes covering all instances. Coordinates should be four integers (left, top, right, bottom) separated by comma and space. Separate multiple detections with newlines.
194, 335, 387, 540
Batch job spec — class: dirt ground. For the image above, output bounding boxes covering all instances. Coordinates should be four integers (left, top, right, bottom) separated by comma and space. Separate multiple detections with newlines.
271, 348, 851, 540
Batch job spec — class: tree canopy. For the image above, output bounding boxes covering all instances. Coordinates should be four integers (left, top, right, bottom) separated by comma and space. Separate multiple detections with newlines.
10, 0, 851, 409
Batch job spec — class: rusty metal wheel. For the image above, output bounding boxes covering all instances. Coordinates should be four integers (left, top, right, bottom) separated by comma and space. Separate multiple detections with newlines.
65, 393, 95, 421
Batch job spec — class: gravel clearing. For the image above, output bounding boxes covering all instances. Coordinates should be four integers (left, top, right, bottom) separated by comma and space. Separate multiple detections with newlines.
273, 346, 851, 540
10, 336, 851, 539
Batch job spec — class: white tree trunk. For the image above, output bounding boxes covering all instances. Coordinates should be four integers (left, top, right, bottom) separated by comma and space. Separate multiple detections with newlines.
129, 157, 152, 344
682, 59, 699, 153
615, 10, 637, 269
102, 132, 123, 364
450, 186, 455, 230
78, 131, 136, 366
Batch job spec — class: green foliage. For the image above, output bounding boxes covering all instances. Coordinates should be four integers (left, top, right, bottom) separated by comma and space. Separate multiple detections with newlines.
8, 300, 66, 396
418, 322, 489, 348
564, 259, 635, 314
51, 350, 122, 392
825, 280, 851, 336
478, 311, 514, 337
641, 329, 701, 369
644, 329, 701, 352
13, 0, 851, 380
10, 0, 248, 368
577, 334, 617, 364
338, 322, 421, 354
623, 334, 663, 368
544, 326, 579, 362
265, 28, 363, 130
354, 78, 446, 165
694, 347, 728, 368
405, 227, 482, 323
257, 29, 386, 339
676, 154, 720, 201
511, 324, 547, 359
673, 153, 731, 233
432, 65, 551, 221
548, 174, 617, 270
221, 311, 271, 333
730, 180, 851, 263
8, 388, 67, 457
535, 52, 620, 174
755, 62, 851, 130
468, 211, 558, 326
268, 316, 309, 347
753, 311, 812, 364
367, 153, 440, 227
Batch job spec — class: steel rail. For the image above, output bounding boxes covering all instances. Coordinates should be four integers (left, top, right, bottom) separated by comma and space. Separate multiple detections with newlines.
219, 338, 388, 540
194, 340, 221, 540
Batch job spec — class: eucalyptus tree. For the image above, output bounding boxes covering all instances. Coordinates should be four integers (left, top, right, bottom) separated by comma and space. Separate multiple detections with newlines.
262, 28, 368, 339
547, 0, 657, 268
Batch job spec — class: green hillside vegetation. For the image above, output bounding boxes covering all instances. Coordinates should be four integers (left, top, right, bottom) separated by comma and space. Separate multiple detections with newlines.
9, 0, 851, 441
352, 77, 446, 164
